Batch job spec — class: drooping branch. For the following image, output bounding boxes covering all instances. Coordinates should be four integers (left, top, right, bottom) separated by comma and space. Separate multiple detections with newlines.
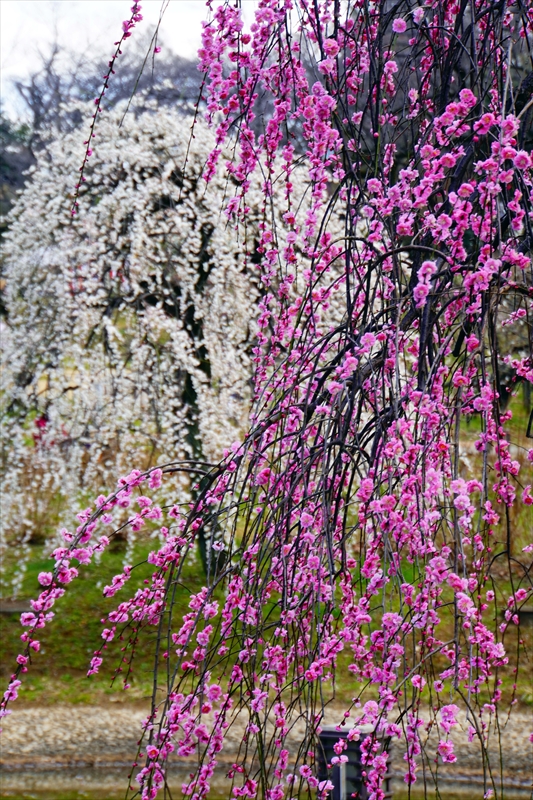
1, 3, 532, 800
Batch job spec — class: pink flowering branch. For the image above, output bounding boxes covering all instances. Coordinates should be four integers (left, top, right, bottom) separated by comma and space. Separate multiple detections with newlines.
4, 2, 533, 799
71, 1, 143, 216
0, 460, 217, 721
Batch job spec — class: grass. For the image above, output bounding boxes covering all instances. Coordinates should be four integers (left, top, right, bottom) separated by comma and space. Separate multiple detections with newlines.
0, 540, 207, 705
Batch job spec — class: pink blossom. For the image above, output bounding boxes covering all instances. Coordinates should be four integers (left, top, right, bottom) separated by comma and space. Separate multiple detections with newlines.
3, 680, 21, 702
411, 675, 426, 690
458, 182, 474, 197
357, 478, 374, 502
513, 150, 530, 170
474, 113, 496, 135
328, 381, 343, 396
149, 468, 163, 489
392, 18, 407, 33
437, 739, 456, 763
419, 260, 437, 280
207, 684, 222, 703
323, 38, 339, 57
146, 745, 159, 759
440, 704, 459, 733
413, 282, 430, 307
458, 88, 477, 107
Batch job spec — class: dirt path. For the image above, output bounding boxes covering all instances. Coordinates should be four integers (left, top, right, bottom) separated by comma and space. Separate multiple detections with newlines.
1, 705, 531, 796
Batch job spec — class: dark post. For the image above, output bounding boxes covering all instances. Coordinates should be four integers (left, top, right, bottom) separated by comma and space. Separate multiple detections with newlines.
316, 725, 392, 800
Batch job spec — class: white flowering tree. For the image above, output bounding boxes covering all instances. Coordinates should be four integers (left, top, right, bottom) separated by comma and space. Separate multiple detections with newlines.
0, 99, 261, 572
0, 95, 343, 583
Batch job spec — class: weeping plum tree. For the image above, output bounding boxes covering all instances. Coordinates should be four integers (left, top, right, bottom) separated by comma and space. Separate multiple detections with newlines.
2, 1, 533, 799
0, 102, 260, 560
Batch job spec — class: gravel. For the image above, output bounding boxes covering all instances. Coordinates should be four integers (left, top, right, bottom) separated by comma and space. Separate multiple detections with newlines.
1, 704, 531, 796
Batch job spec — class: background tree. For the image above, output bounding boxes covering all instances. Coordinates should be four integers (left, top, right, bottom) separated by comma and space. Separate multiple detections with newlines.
0, 99, 251, 558
0, 91, 327, 581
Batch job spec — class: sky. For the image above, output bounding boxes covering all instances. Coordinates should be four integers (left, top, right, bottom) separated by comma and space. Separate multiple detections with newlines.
0, 1, 257, 119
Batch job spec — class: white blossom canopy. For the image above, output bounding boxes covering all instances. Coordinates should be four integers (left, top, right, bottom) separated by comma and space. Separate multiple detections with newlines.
1, 101, 264, 553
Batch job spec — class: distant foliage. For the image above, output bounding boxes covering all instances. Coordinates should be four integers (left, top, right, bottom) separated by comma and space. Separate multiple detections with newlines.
0, 34, 203, 232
